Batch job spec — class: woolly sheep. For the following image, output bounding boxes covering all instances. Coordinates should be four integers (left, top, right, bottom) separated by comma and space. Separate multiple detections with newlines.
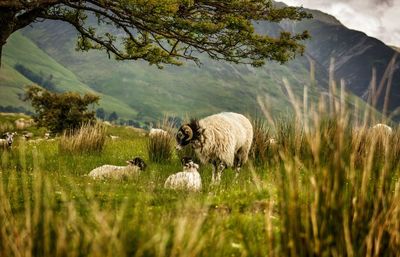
175, 112, 253, 184
88, 157, 146, 180
0, 132, 15, 149
149, 128, 168, 137
371, 123, 393, 135
164, 157, 202, 191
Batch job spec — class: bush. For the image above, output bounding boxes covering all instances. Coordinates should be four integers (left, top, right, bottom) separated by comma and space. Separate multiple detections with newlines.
59, 123, 106, 154
24, 85, 99, 133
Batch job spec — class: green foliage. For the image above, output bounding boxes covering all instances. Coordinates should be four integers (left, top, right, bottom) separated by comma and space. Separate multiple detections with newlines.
24, 85, 100, 133
1, 0, 312, 67
59, 122, 107, 154
95, 107, 105, 120
108, 111, 119, 122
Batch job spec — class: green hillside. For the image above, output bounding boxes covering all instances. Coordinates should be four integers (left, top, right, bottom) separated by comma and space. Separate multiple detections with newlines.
1, 32, 138, 119
20, 21, 324, 123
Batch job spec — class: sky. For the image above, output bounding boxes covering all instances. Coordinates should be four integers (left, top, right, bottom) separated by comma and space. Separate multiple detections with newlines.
279, 0, 400, 47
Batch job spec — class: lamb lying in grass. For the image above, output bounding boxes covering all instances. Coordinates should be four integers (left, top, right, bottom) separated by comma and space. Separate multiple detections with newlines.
164, 157, 202, 192
88, 157, 146, 179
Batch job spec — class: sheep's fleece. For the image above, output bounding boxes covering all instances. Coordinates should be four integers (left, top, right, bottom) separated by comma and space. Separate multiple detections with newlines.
88, 157, 146, 179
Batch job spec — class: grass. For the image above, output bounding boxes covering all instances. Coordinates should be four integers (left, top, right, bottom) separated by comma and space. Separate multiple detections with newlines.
59, 123, 107, 154
0, 86, 399, 257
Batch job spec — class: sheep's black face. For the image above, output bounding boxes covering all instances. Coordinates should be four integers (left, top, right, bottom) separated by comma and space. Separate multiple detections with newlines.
181, 156, 193, 167
176, 120, 200, 149
129, 157, 147, 170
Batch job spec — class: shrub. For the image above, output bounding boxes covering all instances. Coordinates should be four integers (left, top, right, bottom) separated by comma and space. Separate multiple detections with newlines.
24, 85, 100, 134
59, 123, 106, 154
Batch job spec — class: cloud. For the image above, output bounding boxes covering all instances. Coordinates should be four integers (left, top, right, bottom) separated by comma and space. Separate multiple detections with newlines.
279, 0, 400, 46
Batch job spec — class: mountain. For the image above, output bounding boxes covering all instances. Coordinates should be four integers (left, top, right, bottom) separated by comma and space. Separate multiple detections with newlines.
1, 4, 398, 124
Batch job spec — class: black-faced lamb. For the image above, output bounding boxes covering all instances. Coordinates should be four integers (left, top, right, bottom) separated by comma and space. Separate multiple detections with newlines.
0, 132, 15, 149
175, 112, 253, 184
88, 157, 146, 179
164, 157, 202, 191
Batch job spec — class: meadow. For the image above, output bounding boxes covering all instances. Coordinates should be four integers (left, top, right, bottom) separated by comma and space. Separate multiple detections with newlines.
0, 100, 399, 257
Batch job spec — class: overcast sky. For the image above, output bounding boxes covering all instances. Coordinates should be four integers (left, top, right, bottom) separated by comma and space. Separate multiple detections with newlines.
279, 0, 400, 47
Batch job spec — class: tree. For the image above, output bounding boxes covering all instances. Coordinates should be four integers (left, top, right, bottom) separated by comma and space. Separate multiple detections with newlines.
24, 85, 100, 133
0, 0, 311, 67
108, 111, 118, 123
96, 107, 105, 120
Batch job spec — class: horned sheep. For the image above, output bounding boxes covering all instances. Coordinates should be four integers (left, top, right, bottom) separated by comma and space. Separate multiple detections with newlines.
164, 157, 202, 191
88, 157, 146, 180
176, 112, 253, 184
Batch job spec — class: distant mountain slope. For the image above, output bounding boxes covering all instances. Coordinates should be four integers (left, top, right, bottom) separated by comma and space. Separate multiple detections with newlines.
287, 10, 400, 115
1, 32, 138, 119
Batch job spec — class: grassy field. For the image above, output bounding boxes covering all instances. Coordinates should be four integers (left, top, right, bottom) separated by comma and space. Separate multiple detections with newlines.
0, 105, 399, 257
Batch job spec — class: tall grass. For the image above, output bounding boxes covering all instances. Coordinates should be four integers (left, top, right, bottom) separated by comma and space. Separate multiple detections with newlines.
59, 122, 107, 154
257, 75, 400, 257
147, 117, 175, 163
250, 117, 275, 166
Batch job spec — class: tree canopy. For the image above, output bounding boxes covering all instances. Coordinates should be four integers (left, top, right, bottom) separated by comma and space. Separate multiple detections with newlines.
24, 85, 99, 133
0, 0, 311, 67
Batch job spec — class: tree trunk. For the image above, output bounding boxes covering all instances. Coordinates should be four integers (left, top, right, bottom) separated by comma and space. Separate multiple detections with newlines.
0, 9, 17, 67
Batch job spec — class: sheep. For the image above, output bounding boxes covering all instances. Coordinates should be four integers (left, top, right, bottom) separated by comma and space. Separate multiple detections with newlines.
88, 157, 146, 180
149, 128, 168, 137
15, 118, 35, 130
0, 132, 16, 149
22, 131, 34, 140
175, 112, 253, 184
164, 157, 202, 191
371, 123, 393, 135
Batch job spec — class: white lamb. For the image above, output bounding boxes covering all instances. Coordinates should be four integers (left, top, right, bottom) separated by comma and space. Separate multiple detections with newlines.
164, 157, 202, 191
88, 157, 146, 180
175, 112, 253, 184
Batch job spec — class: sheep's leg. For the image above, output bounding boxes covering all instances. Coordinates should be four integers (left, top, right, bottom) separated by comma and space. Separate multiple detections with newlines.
211, 160, 217, 184
233, 154, 242, 179
216, 162, 226, 183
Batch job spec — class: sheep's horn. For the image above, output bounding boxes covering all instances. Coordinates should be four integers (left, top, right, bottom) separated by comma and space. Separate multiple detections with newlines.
182, 125, 193, 140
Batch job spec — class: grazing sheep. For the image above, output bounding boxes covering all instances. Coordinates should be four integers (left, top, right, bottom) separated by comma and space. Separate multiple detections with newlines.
0, 132, 16, 149
88, 157, 146, 180
149, 128, 168, 137
164, 157, 202, 191
176, 112, 253, 184
22, 131, 34, 140
15, 118, 35, 130
371, 123, 393, 135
